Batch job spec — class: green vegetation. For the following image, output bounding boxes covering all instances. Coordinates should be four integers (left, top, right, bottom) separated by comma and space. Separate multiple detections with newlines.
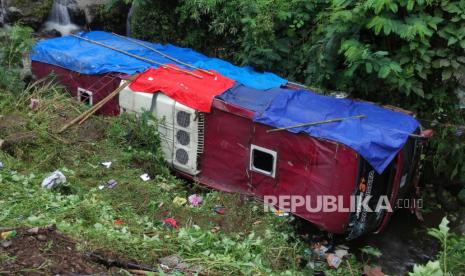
410, 217, 465, 275
127, 0, 465, 197
2, 0, 465, 270
0, 24, 369, 275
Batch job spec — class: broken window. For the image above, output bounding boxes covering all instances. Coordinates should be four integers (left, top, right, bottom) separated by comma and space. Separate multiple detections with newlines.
250, 145, 277, 178
77, 88, 93, 106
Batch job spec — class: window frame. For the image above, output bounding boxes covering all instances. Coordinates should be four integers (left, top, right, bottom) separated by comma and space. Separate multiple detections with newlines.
249, 144, 277, 178
77, 87, 94, 106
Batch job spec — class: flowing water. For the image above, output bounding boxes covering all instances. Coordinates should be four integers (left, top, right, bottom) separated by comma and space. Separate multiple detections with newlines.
0, 0, 7, 25
126, 1, 135, 35
43, 0, 80, 36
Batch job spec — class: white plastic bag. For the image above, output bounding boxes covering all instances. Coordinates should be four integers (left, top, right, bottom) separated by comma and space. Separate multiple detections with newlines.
41, 170, 66, 189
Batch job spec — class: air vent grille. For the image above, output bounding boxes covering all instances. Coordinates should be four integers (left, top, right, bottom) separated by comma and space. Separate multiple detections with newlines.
176, 130, 190, 146
176, 111, 191, 128
175, 148, 189, 165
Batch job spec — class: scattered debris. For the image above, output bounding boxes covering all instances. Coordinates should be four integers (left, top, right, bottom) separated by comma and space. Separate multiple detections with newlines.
214, 205, 225, 215
274, 209, 289, 217
99, 179, 118, 190
335, 248, 349, 259
41, 170, 66, 189
158, 254, 197, 273
312, 243, 329, 258
363, 265, 385, 276
326, 253, 341, 268
140, 173, 150, 181
188, 194, 203, 207
173, 196, 187, 206
30, 98, 40, 111
163, 217, 178, 229
106, 179, 118, 189
101, 161, 112, 168
27, 227, 40, 234
1, 230, 17, 240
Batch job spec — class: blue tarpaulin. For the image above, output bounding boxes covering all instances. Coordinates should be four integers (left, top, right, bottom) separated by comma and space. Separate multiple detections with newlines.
30, 31, 287, 90
217, 84, 285, 113
222, 86, 419, 173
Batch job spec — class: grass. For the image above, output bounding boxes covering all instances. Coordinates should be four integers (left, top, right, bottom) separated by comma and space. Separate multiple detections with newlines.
0, 81, 322, 275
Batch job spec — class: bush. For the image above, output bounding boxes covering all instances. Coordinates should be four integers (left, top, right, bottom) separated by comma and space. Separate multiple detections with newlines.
128, 0, 465, 189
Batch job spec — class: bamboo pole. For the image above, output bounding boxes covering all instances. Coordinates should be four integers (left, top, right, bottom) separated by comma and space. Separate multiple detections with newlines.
266, 115, 366, 133
77, 79, 132, 125
58, 78, 133, 133
70, 34, 203, 79
112, 32, 214, 76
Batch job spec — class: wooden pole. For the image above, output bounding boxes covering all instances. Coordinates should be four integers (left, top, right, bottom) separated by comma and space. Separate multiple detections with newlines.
58, 78, 134, 133
70, 34, 203, 79
112, 32, 214, 76
266, 115, 366, 133
77, 79, 132, 125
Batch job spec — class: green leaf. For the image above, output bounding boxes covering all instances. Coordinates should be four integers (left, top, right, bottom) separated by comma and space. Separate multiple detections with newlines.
409, 261, 443, 276
438, 217, 450, 235
365, 63, 373, 73
442, 70, 452, 80
378, 65, 391, 78
361, 246, 382, 258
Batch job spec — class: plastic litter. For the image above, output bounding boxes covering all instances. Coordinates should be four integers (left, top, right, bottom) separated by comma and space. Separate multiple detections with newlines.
312, 243, 329, 258
173, 196, 187, 206
188, 194, 203, 207
140, 173, 151, 181
363, 265, 385, 276
0, 161, 4, 169
41, 170, 66, 189
164, 217, 178, 229
30, 98, 40, 111
326, 253, 341, 268
113, 219, 124, 225
213, 205, 225, 215
101, 161, 112, 168
335, 248, 349, 259
106, 179, 117, 189
1, 230, 17, 240
211, 226, 221, 233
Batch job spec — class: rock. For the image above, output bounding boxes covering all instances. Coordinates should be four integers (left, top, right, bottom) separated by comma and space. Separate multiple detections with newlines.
1, 240, 12, 248
27, 227, 40, 234
40, 28, 62, 38
4, 0, 54, 30
159, 254, 181, 269
5, 6, 22, 22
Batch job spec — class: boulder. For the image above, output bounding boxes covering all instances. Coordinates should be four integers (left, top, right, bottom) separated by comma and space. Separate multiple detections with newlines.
4, 0, 53, 29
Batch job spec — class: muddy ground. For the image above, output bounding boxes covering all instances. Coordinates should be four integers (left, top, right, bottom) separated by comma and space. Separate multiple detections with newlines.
0, 226, 110, 275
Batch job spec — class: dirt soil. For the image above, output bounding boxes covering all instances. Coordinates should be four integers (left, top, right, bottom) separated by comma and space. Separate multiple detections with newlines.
0, 226, 109, 275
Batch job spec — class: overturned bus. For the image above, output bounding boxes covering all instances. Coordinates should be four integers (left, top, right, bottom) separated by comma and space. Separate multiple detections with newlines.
31, 31, 430, 239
